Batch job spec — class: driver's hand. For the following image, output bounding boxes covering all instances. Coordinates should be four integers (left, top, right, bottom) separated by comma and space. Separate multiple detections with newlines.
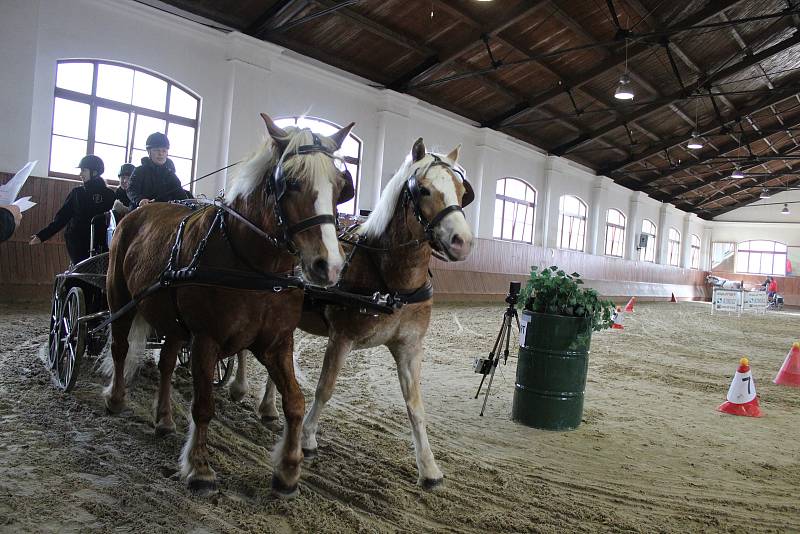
29, 235, 41, 245
138, 199, 152, 207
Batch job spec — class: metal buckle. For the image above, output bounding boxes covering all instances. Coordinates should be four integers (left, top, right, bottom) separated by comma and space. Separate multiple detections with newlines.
273, 286, 283, 292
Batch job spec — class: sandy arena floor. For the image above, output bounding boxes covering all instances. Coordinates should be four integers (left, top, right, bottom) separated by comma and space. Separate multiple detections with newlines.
1, 301, 799, 533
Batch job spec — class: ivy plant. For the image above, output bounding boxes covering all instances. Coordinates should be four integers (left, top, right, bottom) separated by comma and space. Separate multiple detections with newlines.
517, 266, 616, 331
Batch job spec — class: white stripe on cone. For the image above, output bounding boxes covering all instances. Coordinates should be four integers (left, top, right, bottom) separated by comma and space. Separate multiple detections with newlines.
726, 368, 757, 404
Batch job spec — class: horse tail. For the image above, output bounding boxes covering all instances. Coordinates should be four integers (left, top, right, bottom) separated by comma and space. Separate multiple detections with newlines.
99, 312, 151, 382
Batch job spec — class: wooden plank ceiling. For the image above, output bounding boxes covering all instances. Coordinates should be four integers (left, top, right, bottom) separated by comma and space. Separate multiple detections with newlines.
156, 0, 800, 219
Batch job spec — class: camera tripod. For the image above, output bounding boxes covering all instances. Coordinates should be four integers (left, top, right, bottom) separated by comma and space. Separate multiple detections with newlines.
475, 298, 520, 416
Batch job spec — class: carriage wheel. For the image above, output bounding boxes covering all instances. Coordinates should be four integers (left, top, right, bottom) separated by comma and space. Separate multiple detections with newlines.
54, 287, 86, 392
213, 356, 236, 387
178, 344, 191, 367
47, 285, 65, 370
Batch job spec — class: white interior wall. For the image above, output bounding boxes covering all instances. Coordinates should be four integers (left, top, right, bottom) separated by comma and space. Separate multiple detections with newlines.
1, 0, 712, 271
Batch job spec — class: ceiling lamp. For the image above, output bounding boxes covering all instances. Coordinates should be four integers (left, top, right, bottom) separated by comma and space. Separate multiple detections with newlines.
760, 188, 771, 199
731, 166, 744, 179
687, 131, 703, 150
614, 74, 634, 100
782, 203, 790, 215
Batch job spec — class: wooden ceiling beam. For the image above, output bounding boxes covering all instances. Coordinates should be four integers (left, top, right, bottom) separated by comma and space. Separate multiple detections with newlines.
551, 31, 800, 156
483, 0, 747, 128
702, 172, 800, 217
387, 0, 547, 90
246, 0, 310, 37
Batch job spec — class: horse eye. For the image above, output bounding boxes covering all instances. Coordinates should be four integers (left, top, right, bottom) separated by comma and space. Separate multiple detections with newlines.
419, 187, 431, 196
285, 180, 302, 192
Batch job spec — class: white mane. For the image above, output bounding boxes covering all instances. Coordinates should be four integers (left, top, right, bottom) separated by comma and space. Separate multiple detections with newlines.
359, 152, 463, 240
226, 127, 338, 202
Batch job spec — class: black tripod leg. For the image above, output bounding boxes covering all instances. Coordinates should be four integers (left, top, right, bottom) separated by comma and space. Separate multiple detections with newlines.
480, 315, 510, 416
475, 315, 508, 399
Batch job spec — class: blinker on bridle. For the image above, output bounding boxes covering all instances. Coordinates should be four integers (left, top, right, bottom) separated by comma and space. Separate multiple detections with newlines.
269, 132, 354, 253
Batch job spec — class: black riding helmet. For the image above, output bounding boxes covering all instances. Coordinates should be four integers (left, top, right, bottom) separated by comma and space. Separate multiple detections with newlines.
77, 155, 104, 177
118, 163, 136, 177
145, 132, 170, 150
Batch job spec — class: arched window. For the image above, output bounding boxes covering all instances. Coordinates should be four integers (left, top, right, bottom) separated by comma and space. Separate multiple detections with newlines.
667, 228, 681, 266
275, 116, 361, 215
639, 219, 657, 262
690, 234, 701, 269
557, 195, 587, 251
493, 178, 536, 243
736, 240, 787, 275
604, 208, 626, 257
50, 60, 200, 188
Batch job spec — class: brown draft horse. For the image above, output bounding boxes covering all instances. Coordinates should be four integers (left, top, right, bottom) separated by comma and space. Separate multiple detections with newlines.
103, 113, 354, 497
233, 138, 474, 488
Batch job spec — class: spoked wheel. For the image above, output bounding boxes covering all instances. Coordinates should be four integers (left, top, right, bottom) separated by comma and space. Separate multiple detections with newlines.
54, 287, 86, 392
47, 284, 65, 370
213, 356, 237, 387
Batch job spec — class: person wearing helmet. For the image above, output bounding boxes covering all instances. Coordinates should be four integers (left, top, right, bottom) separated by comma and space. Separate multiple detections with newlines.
29, 155, 115, 265
115, 162, 135, 208
127, 132, 192, 207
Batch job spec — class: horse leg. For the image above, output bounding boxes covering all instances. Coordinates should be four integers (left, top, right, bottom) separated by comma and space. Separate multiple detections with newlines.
102, 315, 132, 414
153, 334, 182, 436
256, 337, 304, 498
389, 340, 443, 489
301, 336, 352, 457
229, 350, 249, 402
180, 335, 219, 496
256, 377, 282, 432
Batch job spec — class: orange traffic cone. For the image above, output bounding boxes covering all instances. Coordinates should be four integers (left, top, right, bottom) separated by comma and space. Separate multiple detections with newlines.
774, 342, 800, 387
611, 306, 625, 329
718, 358, 762, 417
670, 293, 677, 303
624, 297, 635, 313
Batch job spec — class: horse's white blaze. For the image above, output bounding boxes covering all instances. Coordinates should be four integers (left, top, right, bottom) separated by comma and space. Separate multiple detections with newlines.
313, 174, 344, 282
428, 166, 473, 259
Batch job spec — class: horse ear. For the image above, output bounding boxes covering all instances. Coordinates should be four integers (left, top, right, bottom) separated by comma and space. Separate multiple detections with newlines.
412, 138, 426, 162
329, 122, 355, 150
446, 143, 461, 164
260, 113, 289, 150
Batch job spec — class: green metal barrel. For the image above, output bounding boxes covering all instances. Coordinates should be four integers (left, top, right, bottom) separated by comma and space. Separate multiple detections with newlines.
512, 311, 592, 430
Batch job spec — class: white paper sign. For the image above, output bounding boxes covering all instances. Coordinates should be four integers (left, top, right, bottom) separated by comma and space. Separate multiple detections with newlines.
713, 288, 741, 314
742, 291, 767, 313
519, 313, 531, 347
0, 161, 37, 205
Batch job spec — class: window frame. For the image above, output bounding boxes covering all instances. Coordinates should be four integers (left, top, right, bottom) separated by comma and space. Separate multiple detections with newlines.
690, 234, 701, 269
493, 177, 537, 244
49, 59, 200, 186
667, 227, 681, 266
735, 240, 787, 276
604, 208, 626, 257
274, 115, 362, 216
557, 194, 588, 252
638, 219, 657, 263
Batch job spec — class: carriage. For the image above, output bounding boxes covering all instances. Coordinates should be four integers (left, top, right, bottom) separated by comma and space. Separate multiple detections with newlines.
45, 211, 236, 392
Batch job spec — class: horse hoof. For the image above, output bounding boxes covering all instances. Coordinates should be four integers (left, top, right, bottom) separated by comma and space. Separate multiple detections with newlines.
421, 477, 444, 490
104, 397, 126, 415
187, 476, 218, 497
229, 388, 247, 403
154, 423, 176, 437
271, 475, 299, 499
261, 416, 283, 433
302, 447, 318, 460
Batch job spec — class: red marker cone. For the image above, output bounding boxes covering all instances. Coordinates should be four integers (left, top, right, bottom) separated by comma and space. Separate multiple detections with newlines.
670, 293, 677, 303
624, 297, 635, 313
774, 342, 800, 387
717, 358, 762, 417
611, 306, 625, 329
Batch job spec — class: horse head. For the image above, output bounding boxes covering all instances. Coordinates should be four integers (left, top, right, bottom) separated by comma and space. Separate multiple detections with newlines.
229, 114, 355, 287
405, 138, 474, 261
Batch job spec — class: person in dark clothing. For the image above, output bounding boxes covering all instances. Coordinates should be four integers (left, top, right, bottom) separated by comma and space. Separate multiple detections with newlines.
0, 204, 22, 243
115, 162, 135, 208
30, 155, 116, 265
127, 132, 192, 207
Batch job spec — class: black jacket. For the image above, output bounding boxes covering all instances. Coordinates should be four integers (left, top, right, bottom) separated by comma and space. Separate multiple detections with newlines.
0, 207, 15, 243
36, 177, 116, 243
115, 186, 131, 208
128, 157, 191, 207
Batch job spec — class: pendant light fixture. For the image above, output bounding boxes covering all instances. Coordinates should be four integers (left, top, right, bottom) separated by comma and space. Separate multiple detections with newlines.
731, 166, 744, 179
687, 99, 703, 150
614, 39, 635, 100
781, 203, 790, 215
759, 188, 771, 199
